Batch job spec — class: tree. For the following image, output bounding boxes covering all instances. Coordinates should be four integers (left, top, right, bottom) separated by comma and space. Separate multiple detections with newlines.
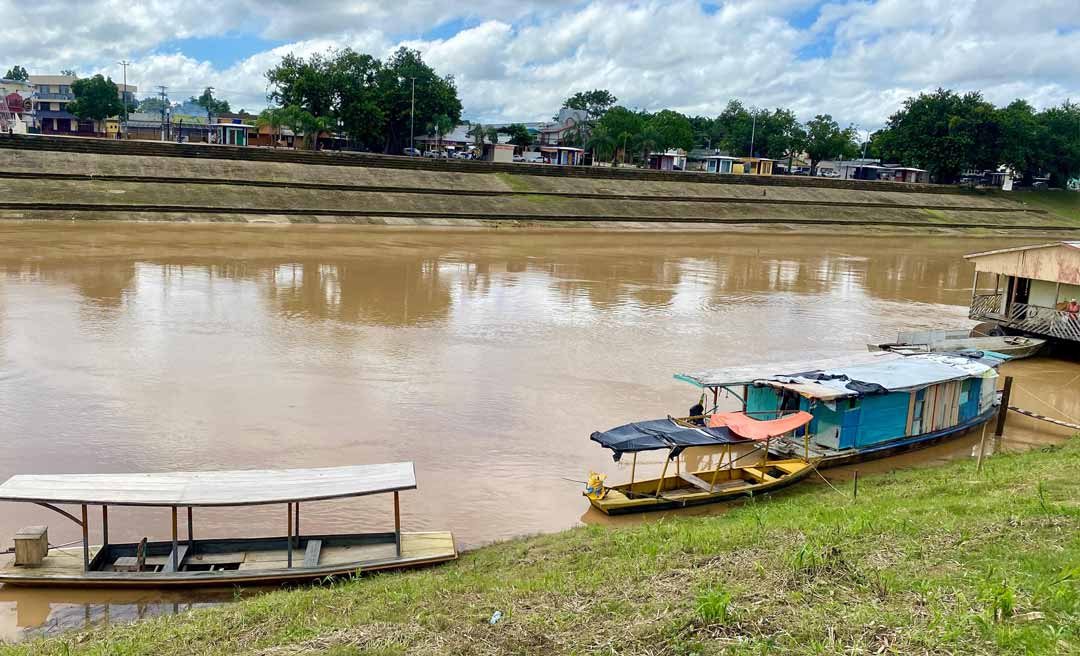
872, 89, 998, 183
996, 99, 1043, 184
427, 113, 453, 151
277, 105, 333, 150
467, 123, 487, 148
376, 47, 462, 154
597, 106, 645, 164
585, 124, 616, 164
646, 110, 694, 153
804, 114, 858, 174
137, 96, 167, 114
485, 126, 500, 145
561, 89, 617, 122
332, 49, 384, 147
68, 74, 127, 126
4, 66, 28, 81
1036, 101, 1080, 187
192, 87, 230, 123
499, 123, 533, 149
256, 107, 287, 147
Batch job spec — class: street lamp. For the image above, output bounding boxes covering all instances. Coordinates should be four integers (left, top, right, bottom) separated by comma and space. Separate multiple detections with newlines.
409, 77, 416, 156
118, 60, 130, 138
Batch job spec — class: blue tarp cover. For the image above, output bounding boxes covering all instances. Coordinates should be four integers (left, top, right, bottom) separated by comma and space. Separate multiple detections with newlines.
591, 418, 741, 461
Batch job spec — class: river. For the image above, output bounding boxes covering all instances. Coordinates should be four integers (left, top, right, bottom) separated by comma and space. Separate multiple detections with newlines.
0, 223, 1074, 641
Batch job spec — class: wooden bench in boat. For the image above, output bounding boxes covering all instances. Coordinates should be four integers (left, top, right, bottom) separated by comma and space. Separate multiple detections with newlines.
742, 467, 778, 483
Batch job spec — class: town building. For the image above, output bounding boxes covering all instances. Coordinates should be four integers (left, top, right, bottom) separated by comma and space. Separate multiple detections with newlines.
211, 120, 253, 146
966, 241, 1080, 345
538, 145, 585, 166
738, 157, 774, 175
482, 143, 515, 162
537, 108, 587, 146
647, 149, 687, 171
703, 155, 739, 174
28, 74, 137, 136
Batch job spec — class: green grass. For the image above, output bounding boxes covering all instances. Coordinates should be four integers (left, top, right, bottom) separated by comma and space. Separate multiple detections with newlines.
5, 441, 1078, 656
1008, 190, 1080, 223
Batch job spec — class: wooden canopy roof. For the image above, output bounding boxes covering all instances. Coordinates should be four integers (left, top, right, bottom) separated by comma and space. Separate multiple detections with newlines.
0, 462, 416, 507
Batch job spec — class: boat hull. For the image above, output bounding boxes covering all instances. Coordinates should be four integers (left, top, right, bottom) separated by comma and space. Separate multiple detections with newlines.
774, 406, 997, 469
587, 460, 815, 515
0, 531, 456, 588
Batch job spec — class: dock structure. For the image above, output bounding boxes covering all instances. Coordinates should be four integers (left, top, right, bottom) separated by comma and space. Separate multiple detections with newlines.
0, 462, 457, 587
966, 241, 1080, 344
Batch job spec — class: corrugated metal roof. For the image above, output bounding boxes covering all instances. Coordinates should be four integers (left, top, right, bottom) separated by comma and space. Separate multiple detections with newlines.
964, 242, 1080, 259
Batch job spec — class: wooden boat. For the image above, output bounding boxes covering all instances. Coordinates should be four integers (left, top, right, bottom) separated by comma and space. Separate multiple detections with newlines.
0, 462, 456, 588
676, 350, 1004, 469
869, 329, 1045, 360
585, 413, 817, 514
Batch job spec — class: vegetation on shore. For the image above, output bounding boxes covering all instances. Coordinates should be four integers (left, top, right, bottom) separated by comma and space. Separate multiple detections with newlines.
1014, 190, 1080, 224
3, 439, 1078, 656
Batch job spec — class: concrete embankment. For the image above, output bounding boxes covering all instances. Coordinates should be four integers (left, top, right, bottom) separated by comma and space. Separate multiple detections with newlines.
0, 135, 1074, 234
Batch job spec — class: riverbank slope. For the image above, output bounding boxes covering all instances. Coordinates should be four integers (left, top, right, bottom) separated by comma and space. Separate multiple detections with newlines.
5, 439, 1077, 656
0, 136, 1076, 235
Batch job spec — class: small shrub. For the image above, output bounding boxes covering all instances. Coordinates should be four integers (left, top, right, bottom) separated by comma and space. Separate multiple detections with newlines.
695, 588, 733, 624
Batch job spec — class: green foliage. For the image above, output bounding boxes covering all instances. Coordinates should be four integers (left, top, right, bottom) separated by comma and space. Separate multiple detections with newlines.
646, 109, 694, 153
137, 96, 167, 114
190, 87, 230, 121
266, 46, 461, 153
804, 114, 858, 173
68, 74, 127, 122
560, 89, 617, 122
694, 588, 733, 624
3, 65, 28, 81
466, 123, 488, 147
498, 123, 533, 148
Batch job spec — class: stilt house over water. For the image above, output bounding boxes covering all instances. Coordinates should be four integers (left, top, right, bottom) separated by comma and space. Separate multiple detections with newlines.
966, 241, 1080, 343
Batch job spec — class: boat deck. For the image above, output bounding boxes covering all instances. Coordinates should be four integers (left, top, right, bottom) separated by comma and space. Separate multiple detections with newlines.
0, 532, 456, 587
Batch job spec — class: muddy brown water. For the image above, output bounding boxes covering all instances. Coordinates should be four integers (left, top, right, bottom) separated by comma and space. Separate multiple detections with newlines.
0, 223, 1073, 641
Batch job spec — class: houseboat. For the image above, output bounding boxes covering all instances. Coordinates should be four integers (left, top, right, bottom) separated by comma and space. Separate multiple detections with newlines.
869, 329, 1045, 359
0, 462, 456, 588
674, 350, 1003, 468
966, 241, 1080, 348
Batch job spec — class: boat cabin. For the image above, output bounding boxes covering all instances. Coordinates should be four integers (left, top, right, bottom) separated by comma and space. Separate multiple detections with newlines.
0, 462, 456, 587
676, 351, 1000, 463
966, 241, 1080, 343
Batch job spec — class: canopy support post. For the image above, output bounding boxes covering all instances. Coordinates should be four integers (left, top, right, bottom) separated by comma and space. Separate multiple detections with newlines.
171, 507, 178, 572
101, 505, 109, 553
81, 504, 89, 571
629, 453, 637, 493
287, 502, 294, 568
294, 503, 300, 549
763, 437, 770, 467
709, 446, 724, 490
34, 502, 83, 527
655, 450, 672, 497
187, 507, 194, 550
394, 492, 401, 557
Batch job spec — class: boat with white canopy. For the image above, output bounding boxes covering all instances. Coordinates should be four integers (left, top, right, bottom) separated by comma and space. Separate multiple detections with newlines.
676, 351, 1004, 468
0, 462, 456, 587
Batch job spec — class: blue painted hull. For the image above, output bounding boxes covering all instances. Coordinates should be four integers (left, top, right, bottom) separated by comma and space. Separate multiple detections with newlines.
792, 405, 998, 469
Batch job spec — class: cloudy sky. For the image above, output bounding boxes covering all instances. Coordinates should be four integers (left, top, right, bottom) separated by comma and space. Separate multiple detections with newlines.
3, 0, 1078, 128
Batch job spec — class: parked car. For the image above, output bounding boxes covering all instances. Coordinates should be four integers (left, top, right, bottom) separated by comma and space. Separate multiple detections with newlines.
512, 154, 525, 162
402, 147, 421, 157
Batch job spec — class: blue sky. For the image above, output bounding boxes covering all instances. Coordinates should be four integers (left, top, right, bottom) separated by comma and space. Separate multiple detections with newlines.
3, 0, 1078, 127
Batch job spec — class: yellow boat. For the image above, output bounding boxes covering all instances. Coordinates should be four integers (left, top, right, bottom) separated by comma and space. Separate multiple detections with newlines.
585, 412, 817, 515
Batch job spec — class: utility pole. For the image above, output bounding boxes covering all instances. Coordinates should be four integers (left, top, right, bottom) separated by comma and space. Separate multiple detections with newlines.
157, 85, 167, 141
748, 112, 756, 158
409, 77, 416, 156
118, 60, 130, 138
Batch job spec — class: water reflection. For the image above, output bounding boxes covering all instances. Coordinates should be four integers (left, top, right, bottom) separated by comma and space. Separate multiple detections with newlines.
0, 224, 1070, 640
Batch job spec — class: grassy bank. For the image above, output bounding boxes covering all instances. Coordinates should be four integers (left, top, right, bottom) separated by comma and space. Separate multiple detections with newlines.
5, 441, 1079, 656
1015, 190, 1080, 223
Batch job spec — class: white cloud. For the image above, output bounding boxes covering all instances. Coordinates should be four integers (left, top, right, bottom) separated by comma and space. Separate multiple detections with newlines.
0, 0, 1076, 129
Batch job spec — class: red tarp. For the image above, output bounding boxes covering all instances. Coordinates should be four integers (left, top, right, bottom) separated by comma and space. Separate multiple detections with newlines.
707, 411, 813, 440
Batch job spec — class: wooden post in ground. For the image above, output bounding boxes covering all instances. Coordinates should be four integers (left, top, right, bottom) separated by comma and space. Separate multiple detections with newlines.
853, 471, 859, 500
995, 376, 1013, 437
976, 424, 989, 473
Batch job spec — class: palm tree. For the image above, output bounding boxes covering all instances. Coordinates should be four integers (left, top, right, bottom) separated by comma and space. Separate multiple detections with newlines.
428, 113, 454, 154
467, 123, 487, 149
637, 126, 661, 167
256, 108, 284, 148
561, 116, 589, 148
585, 125, 615, 166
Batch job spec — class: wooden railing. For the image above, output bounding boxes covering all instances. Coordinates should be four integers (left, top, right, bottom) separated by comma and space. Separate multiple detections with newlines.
970, 294, 1080, 342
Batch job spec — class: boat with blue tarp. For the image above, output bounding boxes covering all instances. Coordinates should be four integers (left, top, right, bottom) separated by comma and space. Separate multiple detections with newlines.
675, 350, 1004, 468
